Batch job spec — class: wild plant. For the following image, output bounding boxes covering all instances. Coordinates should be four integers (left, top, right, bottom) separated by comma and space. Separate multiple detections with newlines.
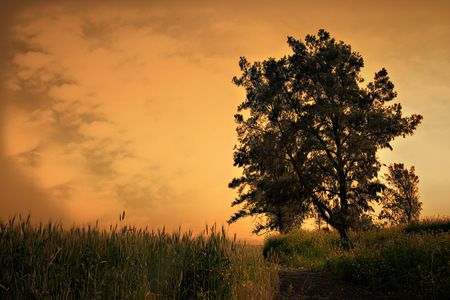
0, 214, 278, 299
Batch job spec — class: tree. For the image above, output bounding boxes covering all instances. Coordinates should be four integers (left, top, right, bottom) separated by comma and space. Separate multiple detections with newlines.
379, 163, 422, 224
229, 30, 423, 241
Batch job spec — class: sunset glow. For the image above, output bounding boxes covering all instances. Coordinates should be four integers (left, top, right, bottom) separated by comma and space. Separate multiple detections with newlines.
1, 0, 449, 243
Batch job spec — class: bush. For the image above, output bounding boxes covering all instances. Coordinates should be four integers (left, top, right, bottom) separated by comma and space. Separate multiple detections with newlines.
326, 230, 450, 299
264, 217, 450, 299
263, 229, 341, 269
404, 217, 450, 234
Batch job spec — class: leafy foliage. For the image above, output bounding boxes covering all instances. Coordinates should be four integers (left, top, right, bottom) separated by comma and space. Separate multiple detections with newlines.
230, 29, 423, 240
229, 164, 311, 234
379, 163, 422, 224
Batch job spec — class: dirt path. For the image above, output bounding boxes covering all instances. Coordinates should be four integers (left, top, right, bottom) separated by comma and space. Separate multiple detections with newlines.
276, 266, 399, 300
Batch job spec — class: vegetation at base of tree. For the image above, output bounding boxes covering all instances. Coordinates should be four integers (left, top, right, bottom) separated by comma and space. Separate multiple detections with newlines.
403, 216, 450, 234
229, 29, 423, 241
0, 214, 279, 299
263, 228, 342, 270
263, 216, 449, 299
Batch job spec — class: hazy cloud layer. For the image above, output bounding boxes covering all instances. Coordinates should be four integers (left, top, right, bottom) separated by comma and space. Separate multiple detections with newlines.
1, 2, 241, 231
1, 1, 449, 238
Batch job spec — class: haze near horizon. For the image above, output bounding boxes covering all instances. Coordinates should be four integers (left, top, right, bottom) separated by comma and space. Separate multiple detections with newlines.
1, 0, 449, 242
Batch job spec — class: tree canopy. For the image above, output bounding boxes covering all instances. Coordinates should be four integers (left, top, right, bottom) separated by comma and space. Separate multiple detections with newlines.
229, 30, 423, 240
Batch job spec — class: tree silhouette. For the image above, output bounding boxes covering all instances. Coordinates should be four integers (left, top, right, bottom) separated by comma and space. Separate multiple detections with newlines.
228, 153, 311, 234
379, 163, 422, 224
229, 30, 423, 241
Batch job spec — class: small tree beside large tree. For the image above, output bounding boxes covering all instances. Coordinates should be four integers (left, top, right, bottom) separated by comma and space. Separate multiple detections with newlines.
379, 163, 422, 224
228, 30, 423, 241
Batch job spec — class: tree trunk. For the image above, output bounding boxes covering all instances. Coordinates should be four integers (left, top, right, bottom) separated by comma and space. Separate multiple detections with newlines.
337, 226, 349, 241
336, 225, 352, 250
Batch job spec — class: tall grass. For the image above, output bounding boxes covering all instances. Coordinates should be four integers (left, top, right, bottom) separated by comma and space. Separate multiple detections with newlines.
0, 214, 278, 299
264, 217, 450, 299
403, 216, 450, 234
327, 230, 449, 298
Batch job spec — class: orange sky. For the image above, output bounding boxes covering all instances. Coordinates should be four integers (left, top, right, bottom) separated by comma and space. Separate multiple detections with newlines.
1, 0, 449, 242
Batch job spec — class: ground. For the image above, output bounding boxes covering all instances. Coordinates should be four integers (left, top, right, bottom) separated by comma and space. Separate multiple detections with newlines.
276, 266, 400, 300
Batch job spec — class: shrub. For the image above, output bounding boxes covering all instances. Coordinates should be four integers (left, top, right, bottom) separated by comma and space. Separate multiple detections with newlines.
326, 222, 450, 299
263, 229, 341, 269
404, 217, 450, 234
264, 217, 449, 299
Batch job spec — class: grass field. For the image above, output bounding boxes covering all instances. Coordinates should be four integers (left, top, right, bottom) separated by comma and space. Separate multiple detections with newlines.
264, 217, 450, 299
2, 215, 448, 299
0, 214, 279, 299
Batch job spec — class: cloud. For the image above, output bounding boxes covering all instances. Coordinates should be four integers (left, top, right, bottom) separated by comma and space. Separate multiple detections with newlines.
0, 3, 240, 230
0, 155, 67, 223
2, 0, 448, 236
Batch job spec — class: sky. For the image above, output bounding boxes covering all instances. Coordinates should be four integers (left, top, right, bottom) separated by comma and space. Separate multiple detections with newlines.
1, 0, 449, 242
